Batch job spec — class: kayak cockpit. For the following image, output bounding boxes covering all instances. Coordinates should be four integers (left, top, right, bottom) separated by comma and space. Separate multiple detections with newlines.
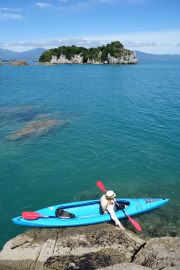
56, 199, 130, 219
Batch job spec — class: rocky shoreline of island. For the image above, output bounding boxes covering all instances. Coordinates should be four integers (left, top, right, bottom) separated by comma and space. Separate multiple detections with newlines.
0, 223, 179, 270
39, 41, 138, 65
47, 50, 137, 65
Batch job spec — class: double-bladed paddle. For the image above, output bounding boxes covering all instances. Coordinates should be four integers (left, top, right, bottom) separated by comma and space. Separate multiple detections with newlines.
96, 180, 142, 232
21, 212, 98, 220
21, 212, 71, 220
22, 212, 56, 220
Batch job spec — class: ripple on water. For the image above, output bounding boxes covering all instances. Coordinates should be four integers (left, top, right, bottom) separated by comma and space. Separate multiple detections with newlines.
0, 63, 180, 249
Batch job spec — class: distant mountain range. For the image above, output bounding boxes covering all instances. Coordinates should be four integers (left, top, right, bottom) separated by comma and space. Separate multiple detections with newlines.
136, 51, 180, 61
0, 48, 46, 61
0, 47, 180, 62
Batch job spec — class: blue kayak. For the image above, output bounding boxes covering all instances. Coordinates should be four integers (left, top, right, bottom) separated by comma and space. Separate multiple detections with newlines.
12, 198, 169, 227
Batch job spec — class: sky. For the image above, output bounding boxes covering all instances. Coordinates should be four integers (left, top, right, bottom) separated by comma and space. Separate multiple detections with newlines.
0, 0, 180, 54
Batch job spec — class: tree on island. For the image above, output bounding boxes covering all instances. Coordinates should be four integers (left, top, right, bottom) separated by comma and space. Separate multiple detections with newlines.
39, 41, 134, 63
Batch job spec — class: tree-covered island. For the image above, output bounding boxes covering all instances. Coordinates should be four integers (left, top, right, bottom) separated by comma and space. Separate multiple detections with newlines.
39, 41, 138, 64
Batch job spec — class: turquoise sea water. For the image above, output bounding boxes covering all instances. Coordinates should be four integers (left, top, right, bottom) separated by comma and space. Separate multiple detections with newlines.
0, 62, 180, 249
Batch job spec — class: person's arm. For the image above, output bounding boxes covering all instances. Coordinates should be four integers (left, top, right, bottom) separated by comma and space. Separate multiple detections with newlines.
107, 204, 125, 230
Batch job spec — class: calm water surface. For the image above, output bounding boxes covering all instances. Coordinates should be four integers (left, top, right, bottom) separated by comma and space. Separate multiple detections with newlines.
0, 62, 180, 248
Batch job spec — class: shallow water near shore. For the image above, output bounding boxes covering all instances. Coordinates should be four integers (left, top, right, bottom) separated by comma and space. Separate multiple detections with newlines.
0, 62, 180, 249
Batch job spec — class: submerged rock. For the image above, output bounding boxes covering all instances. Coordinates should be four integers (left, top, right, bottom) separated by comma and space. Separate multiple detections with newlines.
8, 119, 65, 140
0, 105, 41, 122
0, 105, 38, 114
0, 106, 64, 123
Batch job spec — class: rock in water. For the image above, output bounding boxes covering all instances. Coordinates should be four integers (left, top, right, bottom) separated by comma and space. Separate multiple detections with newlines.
8, 119, 65, 140
10, 60, 28, 66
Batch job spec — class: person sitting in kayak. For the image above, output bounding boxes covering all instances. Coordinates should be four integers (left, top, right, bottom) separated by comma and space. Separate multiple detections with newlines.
100, 190, 125, 230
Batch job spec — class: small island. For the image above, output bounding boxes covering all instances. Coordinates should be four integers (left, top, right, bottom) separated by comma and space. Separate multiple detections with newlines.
10, 60, 28, 66
39, 41, 138, 65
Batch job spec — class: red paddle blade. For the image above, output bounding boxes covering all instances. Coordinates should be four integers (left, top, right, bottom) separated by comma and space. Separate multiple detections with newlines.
21, 212, 43, 220
96, 180, 107, 193
128, 216, 142, 232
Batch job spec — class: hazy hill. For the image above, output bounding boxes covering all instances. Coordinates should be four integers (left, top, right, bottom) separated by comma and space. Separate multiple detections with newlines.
0, 48, 46, 61
136, 51, 180, 61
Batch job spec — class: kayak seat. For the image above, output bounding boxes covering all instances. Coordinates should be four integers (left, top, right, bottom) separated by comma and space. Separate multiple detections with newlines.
55, 207, 76, 219
99, 200, 130, 214
118, 200, 130, 206
115, 203, 125, 211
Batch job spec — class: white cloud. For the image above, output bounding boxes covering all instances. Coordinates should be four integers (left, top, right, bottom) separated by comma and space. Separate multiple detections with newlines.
58, 1, 88, 11
2, 30, 180, 54
34, 2, 53, 9
0, 6, 24, 20
56, 0, 156, 14
0, 12, 24, 20
0, 7, 23, 12
123, 41, 157, 47
86, 30, 180, 53
58, 0, 115, 11
58, 0, 152, 9
5, 38, 108, 50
